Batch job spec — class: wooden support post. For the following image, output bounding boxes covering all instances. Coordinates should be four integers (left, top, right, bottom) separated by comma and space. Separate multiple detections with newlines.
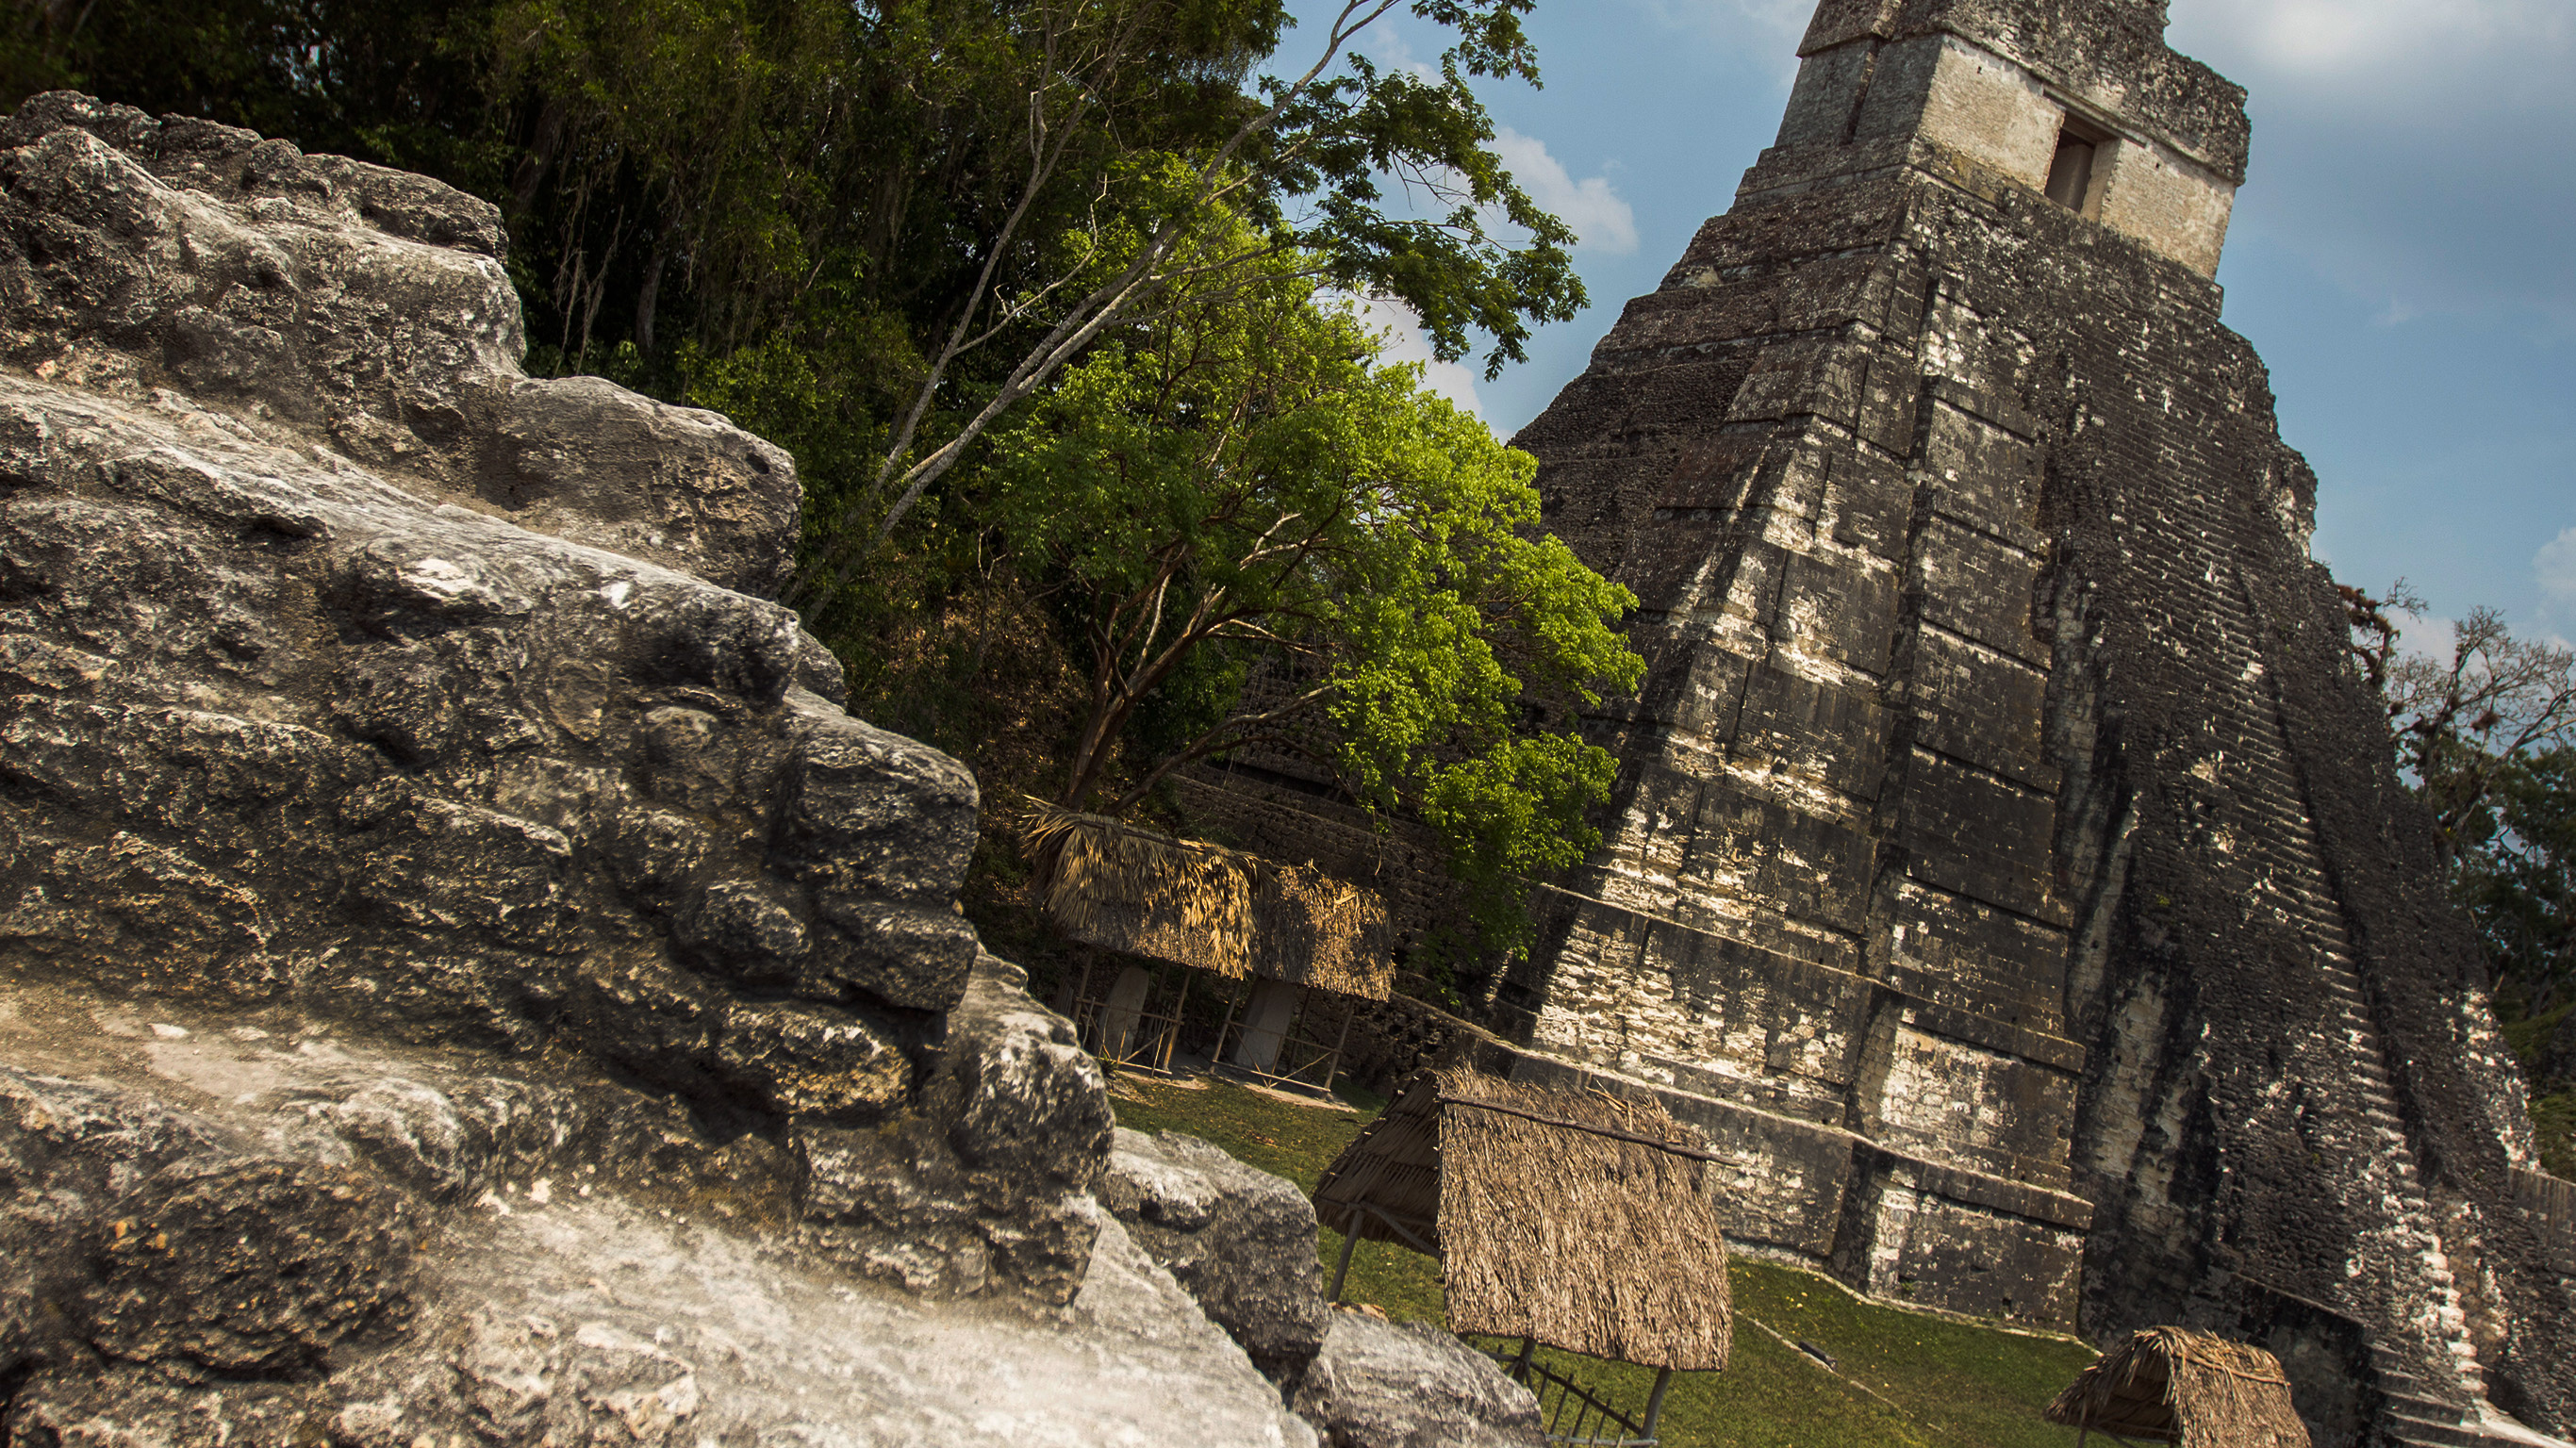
1213, 977, 1245, 1068
1327, 1225, 1361, 1305
1160, 966, 1192, 1073
1510, 1335, 1536, 1385
1642, 1366, 1676, 1442
1070, 953, 1096, 1050
1321, 996, 1356, 1095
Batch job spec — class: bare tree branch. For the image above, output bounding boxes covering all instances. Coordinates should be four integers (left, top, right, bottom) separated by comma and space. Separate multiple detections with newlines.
1107, 680, 1342, 814
2369, 591, 2576, 861
784, 0, 1411, 610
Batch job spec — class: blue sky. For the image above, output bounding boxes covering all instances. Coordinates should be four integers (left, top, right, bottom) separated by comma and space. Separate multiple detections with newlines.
1290, 0, 2576, 650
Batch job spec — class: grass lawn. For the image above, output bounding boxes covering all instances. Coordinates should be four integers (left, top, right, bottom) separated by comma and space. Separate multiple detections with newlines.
1109, 1069, 2100, 1448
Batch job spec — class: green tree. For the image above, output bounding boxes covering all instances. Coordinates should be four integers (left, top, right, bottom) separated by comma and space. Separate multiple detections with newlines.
6, 2, 1590, 661
983, 232, 1641, 952
2348, 583, 2576, 866
781, 0, 1588, 618
2459, 749, 2576, 1015
2348, 584, 2576, 1154
1, 0, 506, 186
2461, 750, 2576, 1176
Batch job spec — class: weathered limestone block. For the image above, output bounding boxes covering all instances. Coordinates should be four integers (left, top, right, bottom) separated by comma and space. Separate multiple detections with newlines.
1289, 1311, 1544, 1448
0, 90, 795, 596
796, 955, 1114, 1301
0, 130, 1194, 1384
0, 984, 1313, 1446
1098, 1127, 1334, 1388
79, 1156, 418, 1375
0, 89, 1111, 1321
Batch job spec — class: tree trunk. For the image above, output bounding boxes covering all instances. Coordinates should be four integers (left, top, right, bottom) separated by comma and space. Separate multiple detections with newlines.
1056, 696, 1122, 812
635, 239, 676, 357
510, 101, 568, 219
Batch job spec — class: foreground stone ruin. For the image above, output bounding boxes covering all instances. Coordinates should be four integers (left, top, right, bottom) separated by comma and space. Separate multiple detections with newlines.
0, 90, 1534, 1443
1191, 1, 2576, 1442
4, 2, 2571, 1443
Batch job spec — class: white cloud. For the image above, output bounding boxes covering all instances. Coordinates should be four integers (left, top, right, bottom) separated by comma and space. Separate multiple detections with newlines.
1353, 24, 1437, 82
2390, 605, 2459, 664
2539, 527, 2576, 601
2166, 0, 2576, 335
1627, 0, 1808, 86
2171, 0, 2572, 85
1338, 294, 1488, 421
1492, 128, 1640, 256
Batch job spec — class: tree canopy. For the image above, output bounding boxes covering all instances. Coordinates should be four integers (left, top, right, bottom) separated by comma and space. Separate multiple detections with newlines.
2348, 582, 2576, 1162
8, 2, 1580, 487
3, 0, 1647, 979
2346, 582, 2576, 870
983, 228, 1640, 949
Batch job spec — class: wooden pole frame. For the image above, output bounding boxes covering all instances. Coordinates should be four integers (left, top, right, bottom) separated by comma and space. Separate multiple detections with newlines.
1213, 975, 1246, 1069
1642, 1366, 1676, 1440
1320, 996, 1356, 1094
1069, 952, 1097, 1051
1158, 965, 1193, 1072
1327, 1226, 1361, 1304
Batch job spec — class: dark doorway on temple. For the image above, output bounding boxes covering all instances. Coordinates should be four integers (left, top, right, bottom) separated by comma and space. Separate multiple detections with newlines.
2046, 116, 2112, 212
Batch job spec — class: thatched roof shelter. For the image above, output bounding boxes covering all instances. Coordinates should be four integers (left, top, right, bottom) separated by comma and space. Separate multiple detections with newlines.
2045, 1327, 2312, 1447
1025, 803, 1393, 999
1313, 1070, 1733, 1373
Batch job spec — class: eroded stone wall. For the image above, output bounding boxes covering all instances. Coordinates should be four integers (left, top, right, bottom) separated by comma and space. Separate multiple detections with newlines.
0, 91, 1114, 1308
1489, 0, 2570, 1429
1185, 0, 2573, 1438
1495, 162, 2099, 1328
1783, 0, 2240, 275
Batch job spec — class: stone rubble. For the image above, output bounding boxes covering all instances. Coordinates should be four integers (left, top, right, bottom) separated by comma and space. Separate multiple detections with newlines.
1098, 1127, 1337, 1390
1290, 1311, 1547, 1448
0, 88, 1313, 1441
0, 981, 1317, 1444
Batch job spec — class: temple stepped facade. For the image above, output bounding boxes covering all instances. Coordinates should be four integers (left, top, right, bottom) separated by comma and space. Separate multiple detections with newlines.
1184, 2, 2576, 1443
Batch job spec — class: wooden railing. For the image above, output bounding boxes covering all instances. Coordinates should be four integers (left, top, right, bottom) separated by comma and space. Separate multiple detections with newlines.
2514, 1167, 2576, 1277
1471, 1336, 1668, 1447
1064, 957, 1195, 1074
1213, 988, 1356, 1094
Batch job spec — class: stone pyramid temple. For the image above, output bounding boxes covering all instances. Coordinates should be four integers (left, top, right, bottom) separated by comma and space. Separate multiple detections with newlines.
1184, 0, 2576, 1440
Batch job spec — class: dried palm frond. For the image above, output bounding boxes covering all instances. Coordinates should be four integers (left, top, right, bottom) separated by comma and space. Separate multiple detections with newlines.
1022, 800, 1392, 998
2045, 1327, 2311, 1447
1313, 1069, 1733, 1373
1025, 801, 1255, 978
1252, 859, 1393, 998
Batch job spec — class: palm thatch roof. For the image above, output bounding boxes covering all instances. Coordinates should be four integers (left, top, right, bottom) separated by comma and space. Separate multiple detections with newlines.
2045, 1328, 2312, 1447
1024, 802, 1393, 999
1313, 1070, 1734, 1373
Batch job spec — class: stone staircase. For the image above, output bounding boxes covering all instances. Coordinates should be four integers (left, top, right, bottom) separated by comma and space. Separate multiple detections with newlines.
2289, 900, 2484, 1388
2191, 581, 2524, 1442
2255, 803, 2563, 1448
2369, 1344, 2556, 1448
